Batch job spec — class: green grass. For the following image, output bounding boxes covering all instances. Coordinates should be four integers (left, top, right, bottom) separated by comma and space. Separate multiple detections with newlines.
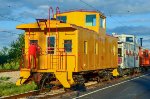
0, 77, 10, 81
0, 81, 37, 97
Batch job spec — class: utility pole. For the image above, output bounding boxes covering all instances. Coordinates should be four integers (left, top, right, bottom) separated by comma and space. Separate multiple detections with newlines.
140, 38, 143, 47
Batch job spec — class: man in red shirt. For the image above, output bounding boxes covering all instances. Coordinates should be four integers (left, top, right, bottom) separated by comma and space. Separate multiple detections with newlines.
28, 43, 38, 69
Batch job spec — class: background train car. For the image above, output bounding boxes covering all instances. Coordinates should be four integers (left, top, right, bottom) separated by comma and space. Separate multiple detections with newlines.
113, 34, 140, 75
16, 9, 119, 89
139, 47, 150, 71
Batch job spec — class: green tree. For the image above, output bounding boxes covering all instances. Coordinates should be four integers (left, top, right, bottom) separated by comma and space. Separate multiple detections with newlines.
0, 34, 25, 69
0, 47, 9, 68
8, 34, 25, 66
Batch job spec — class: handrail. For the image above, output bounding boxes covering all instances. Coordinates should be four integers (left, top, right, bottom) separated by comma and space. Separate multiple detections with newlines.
20, 51, 76, 71
48, 6, 54, 36
56, 7, 60, 19
48, 7, 54, 20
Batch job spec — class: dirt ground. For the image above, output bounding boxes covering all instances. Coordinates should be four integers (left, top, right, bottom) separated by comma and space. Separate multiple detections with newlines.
0, 71, 20, 83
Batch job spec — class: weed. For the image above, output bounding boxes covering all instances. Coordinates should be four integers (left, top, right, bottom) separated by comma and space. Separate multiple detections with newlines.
0, 77, 10, 81
0, 81, 37, 97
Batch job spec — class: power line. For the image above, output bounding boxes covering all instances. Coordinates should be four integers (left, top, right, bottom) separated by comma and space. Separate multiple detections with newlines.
0, 14, 26, 23
0, 3, 26, 23
79, 0, 99, 12
108, 15, 127, 26
79, 0, 105, 16
0, 30, 22, 35
79, 0, 128, 26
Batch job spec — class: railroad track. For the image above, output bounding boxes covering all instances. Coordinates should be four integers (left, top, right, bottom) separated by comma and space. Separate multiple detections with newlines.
1, 87, 66, 99
0, 72, 145, 99
0, 70, 19, 73
1, 90, 40, 99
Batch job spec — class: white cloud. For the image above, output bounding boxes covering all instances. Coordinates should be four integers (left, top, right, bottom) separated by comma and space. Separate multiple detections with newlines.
38, 5, 49, 9
1, 0, 150, 20
107, 26, 150, 48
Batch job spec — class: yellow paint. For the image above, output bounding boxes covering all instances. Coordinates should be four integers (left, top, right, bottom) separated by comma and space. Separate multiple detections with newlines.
112, 69, 119, 77
77, 26, 118, 71
16, 10, 118, 88
56, 11, 106, 35
54, 71, 74, 88
16, 69, 30, 85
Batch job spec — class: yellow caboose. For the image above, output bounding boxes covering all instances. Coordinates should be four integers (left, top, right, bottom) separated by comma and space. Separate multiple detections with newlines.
16, 9, 118, 88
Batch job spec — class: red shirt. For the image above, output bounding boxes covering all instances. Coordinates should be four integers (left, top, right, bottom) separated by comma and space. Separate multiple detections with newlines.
29, 44, 37, 55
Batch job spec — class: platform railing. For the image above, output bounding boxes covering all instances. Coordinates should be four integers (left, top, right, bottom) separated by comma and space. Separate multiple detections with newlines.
20, 48, 76, 72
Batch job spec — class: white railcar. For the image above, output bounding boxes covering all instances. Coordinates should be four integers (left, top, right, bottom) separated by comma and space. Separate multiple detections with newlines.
113, 34, 140, 69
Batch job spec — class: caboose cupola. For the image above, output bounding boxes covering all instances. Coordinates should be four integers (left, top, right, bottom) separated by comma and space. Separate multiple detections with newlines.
56, 9, 106, 35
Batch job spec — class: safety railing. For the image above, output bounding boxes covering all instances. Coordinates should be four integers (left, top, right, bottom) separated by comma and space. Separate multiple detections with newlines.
19, 48, 76, 72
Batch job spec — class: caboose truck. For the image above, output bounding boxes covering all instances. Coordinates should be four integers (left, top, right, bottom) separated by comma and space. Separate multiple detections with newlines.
113, 34, 140, 75
16, 9, 119, 89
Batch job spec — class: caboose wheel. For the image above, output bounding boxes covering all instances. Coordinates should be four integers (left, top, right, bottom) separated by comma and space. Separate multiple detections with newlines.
96, 76, 101, 83
64, 88, 71, 91
117, 67, 124, 77
73, 75, 85, 85
40, 77, 48, 90
39, 73, 53, 90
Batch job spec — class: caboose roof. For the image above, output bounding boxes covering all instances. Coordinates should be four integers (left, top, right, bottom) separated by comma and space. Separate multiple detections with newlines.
16, 19, 76, 31
60, 9, 100, 13
58, 9, 106, 18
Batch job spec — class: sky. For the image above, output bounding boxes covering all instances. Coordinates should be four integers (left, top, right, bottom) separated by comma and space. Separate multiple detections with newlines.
0, 0, 150, 49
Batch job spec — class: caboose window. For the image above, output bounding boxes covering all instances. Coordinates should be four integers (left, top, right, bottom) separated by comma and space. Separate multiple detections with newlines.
64, 40, 72, 52
47, 36, 55, 54
100, 17, 105, 28
126, 37, 133, 42
57, 16, 67, 23
95, 43, 98, 55
30, 40, 38, 44
86, 15, 96, 26
118, 48, 122, 57
84, 41, 87, 54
